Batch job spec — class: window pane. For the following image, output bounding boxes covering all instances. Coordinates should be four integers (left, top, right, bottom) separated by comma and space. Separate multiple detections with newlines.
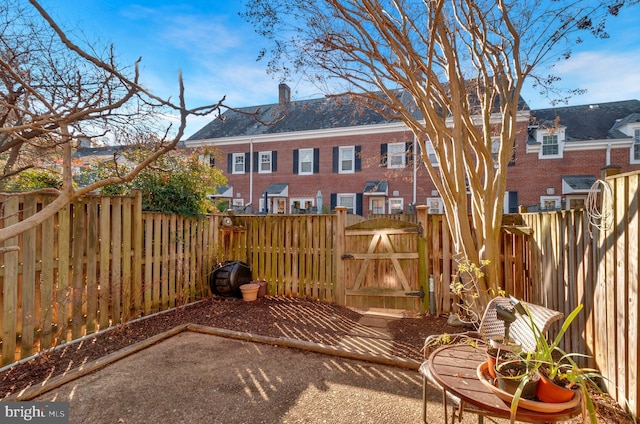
371, 198, 384, 214
299, 149, 313, 174
260, 152, 271, 171
234, 154, 244, 172
388, 143, 405, 168
542, 135, 558, 156
340, 147, 354, 172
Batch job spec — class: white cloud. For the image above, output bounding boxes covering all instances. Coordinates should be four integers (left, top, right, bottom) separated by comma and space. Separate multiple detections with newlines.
523, 49, 640, 109
558, 51, 640, 102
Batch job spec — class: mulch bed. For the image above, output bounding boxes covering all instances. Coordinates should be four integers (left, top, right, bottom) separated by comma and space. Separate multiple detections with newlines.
0, 296, 634, 423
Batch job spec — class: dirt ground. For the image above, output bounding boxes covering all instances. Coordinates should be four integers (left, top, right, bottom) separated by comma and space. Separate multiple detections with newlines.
0, 296, 635, 423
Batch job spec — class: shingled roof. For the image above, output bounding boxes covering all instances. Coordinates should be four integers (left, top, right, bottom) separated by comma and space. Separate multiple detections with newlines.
529, 99, 640, 142
187, 85, 528, 141
188, 90, 416, 141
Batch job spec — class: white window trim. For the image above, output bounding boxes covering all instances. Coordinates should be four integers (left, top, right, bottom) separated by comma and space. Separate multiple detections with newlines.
491, 137, 500, 169
337, 193, 356, 213
339, 146, 355, 174
388, 197, 404, 214
565, 195, 587, 211
386, 142, 406, 169
369, 197, 386, 214
540, 196, 561, 210
232, 153, 245, 174
424, 139, 439, 167
630, 127, 640, 164
426, 197, 443, 214
290, 197, 315, 212
232, 199, 244, 207
537, 129, 565, 159
298, 148, 314, 175
258, 151, 273, 174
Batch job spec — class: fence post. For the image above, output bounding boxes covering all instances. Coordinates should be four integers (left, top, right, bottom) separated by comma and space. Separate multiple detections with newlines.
334, 207, 347, 306
416, 205, 429, 313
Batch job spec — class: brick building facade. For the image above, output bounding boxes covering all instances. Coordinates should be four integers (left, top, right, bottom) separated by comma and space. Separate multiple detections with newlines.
184, 85, 640, 215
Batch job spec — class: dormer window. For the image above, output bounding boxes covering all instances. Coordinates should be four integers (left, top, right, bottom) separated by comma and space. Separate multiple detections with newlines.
542, 135, 559, 156
534, 126, 565, 159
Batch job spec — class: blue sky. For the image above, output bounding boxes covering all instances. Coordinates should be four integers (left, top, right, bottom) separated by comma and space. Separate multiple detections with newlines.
38, 1, 640, 138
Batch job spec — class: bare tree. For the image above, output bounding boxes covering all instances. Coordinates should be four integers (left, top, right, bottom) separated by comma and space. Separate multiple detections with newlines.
0, 0, 228, 244
243, 0, 636, 308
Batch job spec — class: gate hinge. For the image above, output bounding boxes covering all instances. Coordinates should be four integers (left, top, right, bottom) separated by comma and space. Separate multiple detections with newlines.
406, 285, 425, 299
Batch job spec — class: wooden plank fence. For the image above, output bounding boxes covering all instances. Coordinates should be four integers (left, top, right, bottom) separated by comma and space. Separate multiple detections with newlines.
220, 214, 337, 301
0, 192, 218, 366
521, 170, 640, 419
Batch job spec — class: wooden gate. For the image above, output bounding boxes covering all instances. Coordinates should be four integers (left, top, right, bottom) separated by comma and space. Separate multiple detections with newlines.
340, 217, 425, 311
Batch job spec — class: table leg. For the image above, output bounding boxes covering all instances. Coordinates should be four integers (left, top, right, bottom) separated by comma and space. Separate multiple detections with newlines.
422, 375, 428, 423
443, 389, 449, 424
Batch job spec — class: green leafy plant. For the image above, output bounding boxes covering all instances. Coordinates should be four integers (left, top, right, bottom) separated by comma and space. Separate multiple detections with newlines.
495, 350, 541, 403
521, 303, 603, 424
77, 149, 227, 217
2, 169, 62, 191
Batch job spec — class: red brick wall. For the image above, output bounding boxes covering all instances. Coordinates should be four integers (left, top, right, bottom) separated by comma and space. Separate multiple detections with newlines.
208, 129, 438, 212
196, 119, 640, 213
507, 140, 640, 208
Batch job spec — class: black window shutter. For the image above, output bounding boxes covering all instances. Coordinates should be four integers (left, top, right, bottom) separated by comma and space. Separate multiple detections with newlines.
380, 143, 388, 166
313, 148, 320, 173
227, 153, 232, 173
508, 192, 519, 213
355, 145, 362, 172
330, 193, 337, 211
406, 142, 414, 166
356, 193, 363, 215
245, 152, 251, 172
332, 147, 339, 173
253, 152, 259, 172
272, 151, 277, 172
293, 150, 299, 174
210, 156, 215, 167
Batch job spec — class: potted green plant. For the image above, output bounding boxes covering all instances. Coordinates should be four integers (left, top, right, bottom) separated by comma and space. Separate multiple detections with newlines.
486, 337, 521, 378
521, 303, 604, 424
494, 350, 541, 400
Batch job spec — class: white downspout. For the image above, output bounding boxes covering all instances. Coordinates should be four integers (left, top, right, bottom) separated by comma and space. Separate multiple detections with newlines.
249, 139, 254, 207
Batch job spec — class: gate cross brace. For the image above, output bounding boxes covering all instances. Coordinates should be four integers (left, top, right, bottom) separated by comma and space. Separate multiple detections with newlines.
351, 233, 413, 292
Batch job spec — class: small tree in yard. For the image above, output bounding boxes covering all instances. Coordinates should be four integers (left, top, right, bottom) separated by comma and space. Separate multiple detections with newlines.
79, 148, 227, 217
243, 0, 637, 309
0, 0, 230, 244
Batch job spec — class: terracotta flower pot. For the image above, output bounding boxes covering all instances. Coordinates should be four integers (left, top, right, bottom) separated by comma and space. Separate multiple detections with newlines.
486, 348, 512, 379
239, 283, 260, 302
251, 280, 267, 297
536, 373, 576, 403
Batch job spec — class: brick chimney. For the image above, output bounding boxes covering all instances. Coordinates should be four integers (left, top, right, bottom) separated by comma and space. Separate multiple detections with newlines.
279, 83, 290, 104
